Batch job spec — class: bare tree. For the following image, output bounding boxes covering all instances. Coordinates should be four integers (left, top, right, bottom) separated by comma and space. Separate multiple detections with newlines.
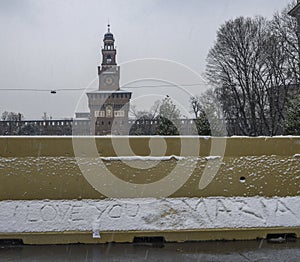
130, 101, 160, 120
261, 2, 299, 134
207, 16, 267, 135
1, 111, 23, 121
206, 9, 299, 136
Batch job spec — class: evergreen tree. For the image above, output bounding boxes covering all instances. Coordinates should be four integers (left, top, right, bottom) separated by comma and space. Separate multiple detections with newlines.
194, 109, 211, 136
284, 92, 300, 135
18, 124, 41, 135
155, 96, 180, 135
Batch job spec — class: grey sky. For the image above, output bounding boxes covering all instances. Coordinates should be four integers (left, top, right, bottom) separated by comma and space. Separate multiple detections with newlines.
0, 0, 293, 119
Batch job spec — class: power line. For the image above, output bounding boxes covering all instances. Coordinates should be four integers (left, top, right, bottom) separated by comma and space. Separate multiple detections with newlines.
123, 83, 209, 88
0, 88, 52, 92
0, 83, 210, 93
0, 88, 86, 92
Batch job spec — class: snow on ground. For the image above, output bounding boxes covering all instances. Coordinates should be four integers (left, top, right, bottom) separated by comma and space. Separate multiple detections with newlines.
0, 196, 300, 235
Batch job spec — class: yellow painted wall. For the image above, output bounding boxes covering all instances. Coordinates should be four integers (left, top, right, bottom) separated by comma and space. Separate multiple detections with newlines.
0, 136, 299, 200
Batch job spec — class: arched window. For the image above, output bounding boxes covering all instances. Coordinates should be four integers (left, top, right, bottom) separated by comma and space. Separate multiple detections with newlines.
107, 55, 112, 63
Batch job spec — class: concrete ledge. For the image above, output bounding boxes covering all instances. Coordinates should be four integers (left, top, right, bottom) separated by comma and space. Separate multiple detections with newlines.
0, 137, 299, 243
1, 197, 300, 244
1, 227, 299, 245
0, 137, 299, 200
0, 136, 299, 157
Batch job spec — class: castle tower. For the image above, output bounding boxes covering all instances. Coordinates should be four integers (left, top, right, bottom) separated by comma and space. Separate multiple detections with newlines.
87, 25, 132, 135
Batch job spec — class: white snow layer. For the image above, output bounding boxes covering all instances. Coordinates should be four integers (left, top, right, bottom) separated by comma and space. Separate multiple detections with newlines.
0, 196, 300, 233
100, 155, 185, 161
205, 156, 221, 160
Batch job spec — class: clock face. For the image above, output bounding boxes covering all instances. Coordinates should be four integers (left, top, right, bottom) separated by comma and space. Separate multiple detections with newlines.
104, 76, 113, 85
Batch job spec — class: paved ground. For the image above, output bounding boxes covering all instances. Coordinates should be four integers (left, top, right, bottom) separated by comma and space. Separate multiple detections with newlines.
1, 240, 300, 261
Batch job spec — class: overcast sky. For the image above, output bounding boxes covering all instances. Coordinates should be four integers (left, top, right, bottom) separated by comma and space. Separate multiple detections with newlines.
0, 0, 293, 119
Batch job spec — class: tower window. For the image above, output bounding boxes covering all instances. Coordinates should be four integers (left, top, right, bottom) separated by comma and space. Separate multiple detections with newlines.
114, 110, 125, 117
107, 55, 112, 63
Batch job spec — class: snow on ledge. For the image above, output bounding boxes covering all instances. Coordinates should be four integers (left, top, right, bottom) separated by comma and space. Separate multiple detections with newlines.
205, 156, 221, 160
100, 155, 185, 161
0, 196, 300, 234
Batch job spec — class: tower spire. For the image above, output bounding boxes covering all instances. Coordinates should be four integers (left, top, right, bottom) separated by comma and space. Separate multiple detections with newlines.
107, 18, 110, 32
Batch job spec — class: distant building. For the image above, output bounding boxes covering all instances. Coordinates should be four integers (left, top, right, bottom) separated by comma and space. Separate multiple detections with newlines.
289, 1, 300, 62
86, 25, 132, 135
288, 0, 300, 23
